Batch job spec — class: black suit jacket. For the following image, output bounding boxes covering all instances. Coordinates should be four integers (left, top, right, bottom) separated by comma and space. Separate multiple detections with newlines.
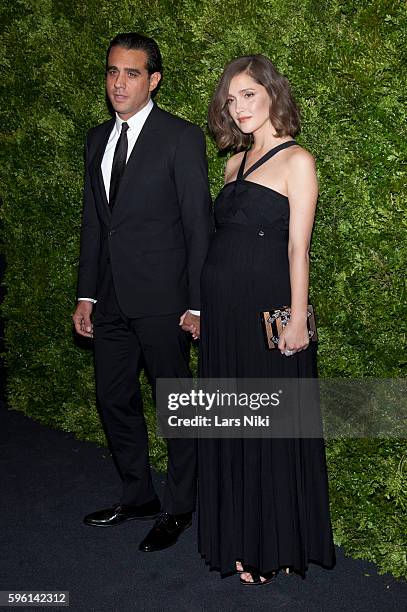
77, 105, 213, 317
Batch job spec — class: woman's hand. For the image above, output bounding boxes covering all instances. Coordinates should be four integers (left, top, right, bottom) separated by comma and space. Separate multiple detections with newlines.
277, 319, 309, 356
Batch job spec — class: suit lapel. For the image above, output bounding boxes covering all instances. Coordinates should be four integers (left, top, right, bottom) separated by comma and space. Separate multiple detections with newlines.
90, 119, 115, 217
112, 105, 160, 212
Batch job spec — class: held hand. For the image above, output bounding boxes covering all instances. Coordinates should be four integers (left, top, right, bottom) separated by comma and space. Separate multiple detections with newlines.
179, 311, 201, 340
278, 319, 309, 356
72, 301, 94, 338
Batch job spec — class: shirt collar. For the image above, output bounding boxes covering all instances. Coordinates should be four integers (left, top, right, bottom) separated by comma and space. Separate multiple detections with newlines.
114, 98, 154, 135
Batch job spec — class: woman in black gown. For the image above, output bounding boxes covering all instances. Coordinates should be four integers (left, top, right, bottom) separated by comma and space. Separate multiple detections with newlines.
194, 55, 335, 585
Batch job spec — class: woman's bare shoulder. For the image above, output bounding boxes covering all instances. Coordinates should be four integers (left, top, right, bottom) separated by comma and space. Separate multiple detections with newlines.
286, 144, 316, 171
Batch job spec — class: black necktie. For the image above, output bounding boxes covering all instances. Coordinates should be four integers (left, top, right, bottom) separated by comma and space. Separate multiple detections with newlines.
109, 122, 129, 210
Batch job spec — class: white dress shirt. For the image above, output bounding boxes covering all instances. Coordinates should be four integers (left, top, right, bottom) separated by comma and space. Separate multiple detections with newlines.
79, 98, 199, 316
101, 98, 154, 201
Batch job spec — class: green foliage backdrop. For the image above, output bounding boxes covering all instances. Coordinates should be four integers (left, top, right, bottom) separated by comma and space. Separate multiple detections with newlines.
1, 0, 406, 577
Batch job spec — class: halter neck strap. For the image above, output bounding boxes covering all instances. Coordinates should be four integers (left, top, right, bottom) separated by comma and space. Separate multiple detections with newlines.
237, 140, 297, 181
237, 150, 249, 181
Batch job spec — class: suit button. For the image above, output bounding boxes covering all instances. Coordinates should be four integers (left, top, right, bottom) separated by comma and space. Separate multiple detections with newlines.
108, 230, 116, 236
258, 230, 265, 237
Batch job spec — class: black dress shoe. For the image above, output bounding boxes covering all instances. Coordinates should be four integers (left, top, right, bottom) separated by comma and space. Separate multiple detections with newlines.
138, 512, 192, 552
83, 498, 161, 527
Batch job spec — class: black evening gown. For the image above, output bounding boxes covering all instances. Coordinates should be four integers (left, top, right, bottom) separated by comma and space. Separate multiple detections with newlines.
198, 141, 336, 577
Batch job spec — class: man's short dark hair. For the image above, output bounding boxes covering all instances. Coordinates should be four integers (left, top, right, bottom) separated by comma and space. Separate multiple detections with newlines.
106, 32, 163, 76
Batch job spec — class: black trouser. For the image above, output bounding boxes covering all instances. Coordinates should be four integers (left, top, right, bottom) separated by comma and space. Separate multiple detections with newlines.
93, 265, 196, 514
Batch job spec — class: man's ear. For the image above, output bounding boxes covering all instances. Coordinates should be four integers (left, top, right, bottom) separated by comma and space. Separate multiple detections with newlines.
149, 71, 162, 93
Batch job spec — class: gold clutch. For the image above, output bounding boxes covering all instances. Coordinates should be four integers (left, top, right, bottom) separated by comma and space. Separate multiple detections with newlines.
261, 305, 318, 350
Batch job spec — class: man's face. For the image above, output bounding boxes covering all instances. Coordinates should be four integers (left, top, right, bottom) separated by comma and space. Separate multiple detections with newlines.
106, 46, 161, 120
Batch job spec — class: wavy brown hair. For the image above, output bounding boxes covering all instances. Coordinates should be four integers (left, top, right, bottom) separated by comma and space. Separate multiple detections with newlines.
208, 55, 300, 151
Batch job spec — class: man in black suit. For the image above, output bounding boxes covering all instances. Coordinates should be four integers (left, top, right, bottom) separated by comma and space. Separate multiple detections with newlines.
73, 32, 212, 552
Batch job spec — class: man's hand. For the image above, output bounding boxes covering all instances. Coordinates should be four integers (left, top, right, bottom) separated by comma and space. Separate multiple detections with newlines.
179, 311, 200, 340
72, 301, 94, 338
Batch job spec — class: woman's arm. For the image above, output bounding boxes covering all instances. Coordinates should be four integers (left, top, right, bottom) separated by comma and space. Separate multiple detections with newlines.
278, 148, 318, 355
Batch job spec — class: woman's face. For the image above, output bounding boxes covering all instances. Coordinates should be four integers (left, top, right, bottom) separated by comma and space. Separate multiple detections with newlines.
226, 72, 271, 134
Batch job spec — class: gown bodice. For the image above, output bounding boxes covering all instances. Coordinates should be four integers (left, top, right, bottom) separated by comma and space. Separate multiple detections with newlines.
214, 140, 297, 232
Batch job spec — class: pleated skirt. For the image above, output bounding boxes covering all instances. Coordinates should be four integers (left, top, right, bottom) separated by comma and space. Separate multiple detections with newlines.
198, 224, 336, 576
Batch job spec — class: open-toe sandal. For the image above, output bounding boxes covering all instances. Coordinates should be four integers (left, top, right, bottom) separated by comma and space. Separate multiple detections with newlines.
240, 564, 276, 586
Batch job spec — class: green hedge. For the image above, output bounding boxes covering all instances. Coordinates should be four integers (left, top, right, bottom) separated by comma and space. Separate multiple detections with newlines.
1, 0, 405, 578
